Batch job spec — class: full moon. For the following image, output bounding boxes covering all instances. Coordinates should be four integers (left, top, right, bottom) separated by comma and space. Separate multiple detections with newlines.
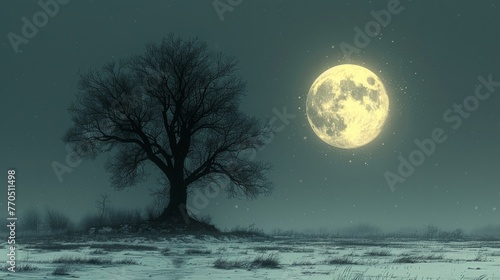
306, 64, 389, 149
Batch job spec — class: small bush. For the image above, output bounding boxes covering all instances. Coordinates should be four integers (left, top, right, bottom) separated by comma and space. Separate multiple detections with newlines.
213, 258, 248, 269
424, 224, 440, 239
365, 250, 391, 256
52, 265, 70, 275
393, 256, 417, 263
45, 208, 73, 233
53, 255, 112, 265
291, 260, 315, 266
185, 249, 211, 255
251, 253, 281, 268
213, 253, 281, 270
53, 255, 138, 265
107, 208, 143, 227
394, 254, 444, 263
325, 257, 358, 265
473, 250, 488, 262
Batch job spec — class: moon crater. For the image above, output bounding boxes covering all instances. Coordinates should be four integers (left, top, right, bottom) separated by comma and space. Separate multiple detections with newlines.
306, 64, 389, 149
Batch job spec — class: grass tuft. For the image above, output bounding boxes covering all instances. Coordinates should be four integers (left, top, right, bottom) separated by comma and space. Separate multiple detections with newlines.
250, 253, 281, 268
291, 260, 315, 266
185, 249, 211, 255
213, 253, 281, 270
393, 256, 418, 263
325, 256, 358, 265
52, 265, 70, 275
53, 255, 139, 265
365, 249, 391, 256
394, 254, 444, 263
53, 255, 113, 265
213, 258, 248, 269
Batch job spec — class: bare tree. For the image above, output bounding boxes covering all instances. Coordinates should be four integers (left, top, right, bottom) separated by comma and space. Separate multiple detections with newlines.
95, 193, 111, 218
64, 34, 273, 227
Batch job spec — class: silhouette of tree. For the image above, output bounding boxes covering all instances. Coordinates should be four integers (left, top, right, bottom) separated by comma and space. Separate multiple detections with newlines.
95, 193, 111, 218
64, 34, 273, 229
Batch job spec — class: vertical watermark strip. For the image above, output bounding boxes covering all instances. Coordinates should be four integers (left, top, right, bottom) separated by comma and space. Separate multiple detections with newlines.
6, 169, 17, 272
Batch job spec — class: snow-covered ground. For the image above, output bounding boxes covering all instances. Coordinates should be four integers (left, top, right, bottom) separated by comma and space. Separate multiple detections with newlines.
3, 234, 500, 279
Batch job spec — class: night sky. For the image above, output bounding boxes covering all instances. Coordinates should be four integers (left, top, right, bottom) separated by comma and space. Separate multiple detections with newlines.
1, 0, 499, 232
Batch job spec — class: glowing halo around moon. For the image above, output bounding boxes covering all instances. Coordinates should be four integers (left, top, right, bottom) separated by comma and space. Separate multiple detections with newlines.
306, 64, 389, 149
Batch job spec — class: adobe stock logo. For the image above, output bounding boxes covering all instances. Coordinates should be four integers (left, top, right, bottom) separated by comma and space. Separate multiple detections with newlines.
384, 74, 500, 192
7, 0, 70, 54
212, 0, 243, 22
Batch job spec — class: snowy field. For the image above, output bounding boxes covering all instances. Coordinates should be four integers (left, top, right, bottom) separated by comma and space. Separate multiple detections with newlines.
3, 234, 500, 279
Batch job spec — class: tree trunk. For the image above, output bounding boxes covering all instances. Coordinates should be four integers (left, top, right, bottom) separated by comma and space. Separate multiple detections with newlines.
157, 183, 189, 224
153, 174, 218, 232
153, 181, 218, 233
